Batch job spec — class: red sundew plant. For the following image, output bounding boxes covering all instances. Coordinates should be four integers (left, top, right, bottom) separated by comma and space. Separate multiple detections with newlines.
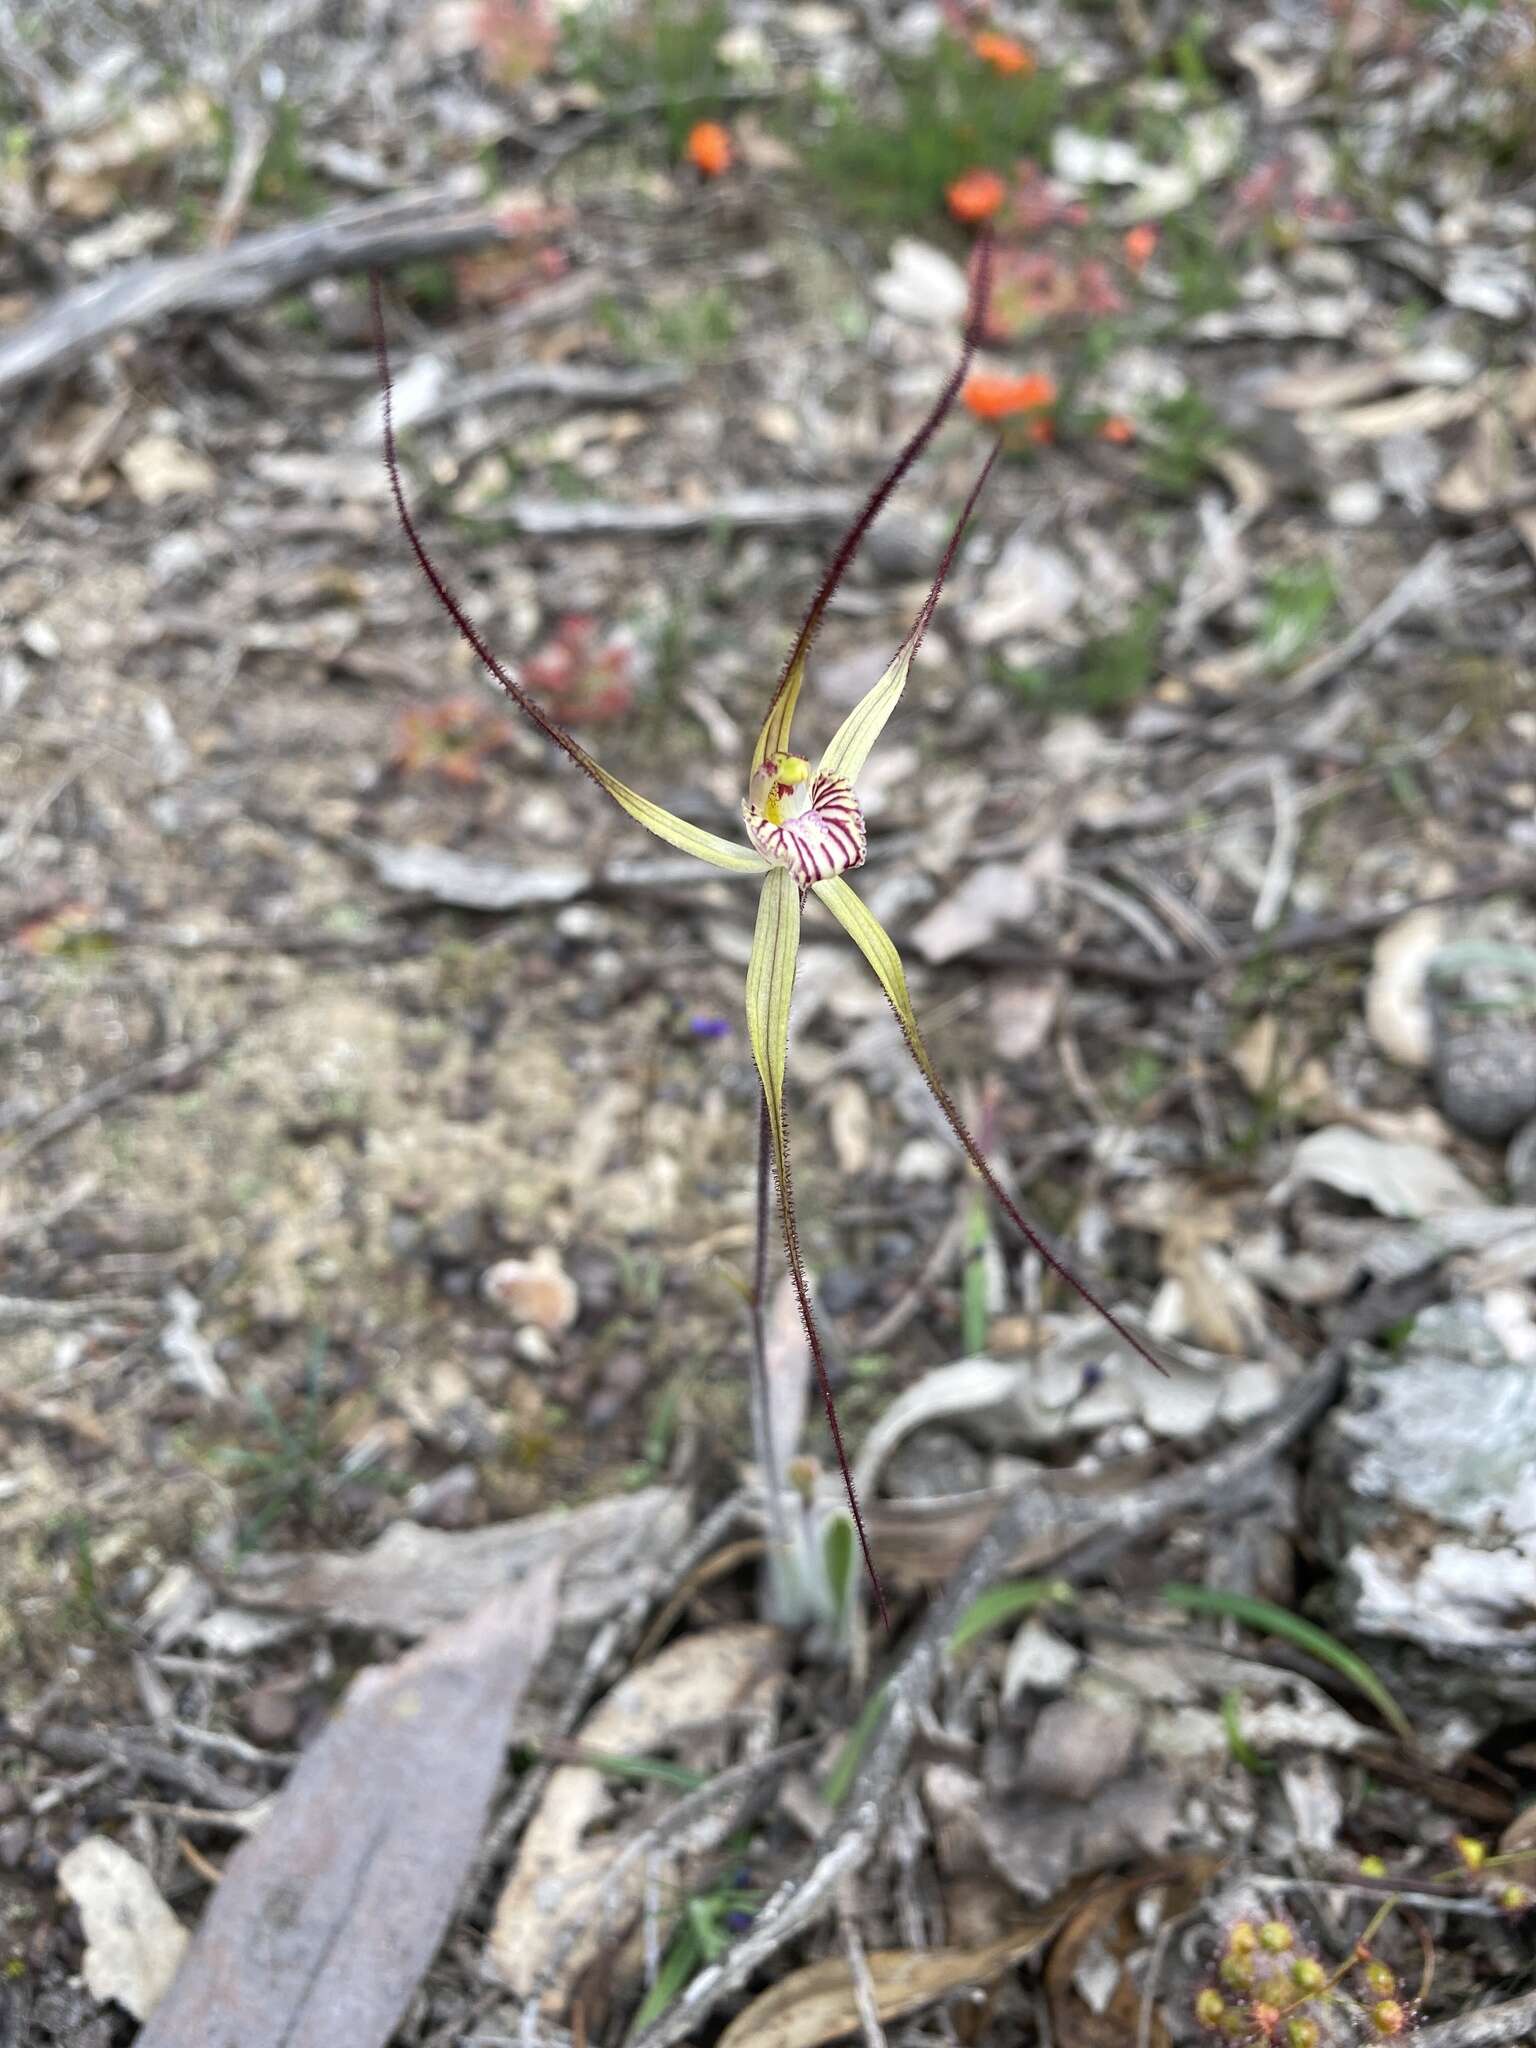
523, 615, 635, 725
472, 0, 558, 88
369, 240, 1161, 1626
392, 695, 518, 783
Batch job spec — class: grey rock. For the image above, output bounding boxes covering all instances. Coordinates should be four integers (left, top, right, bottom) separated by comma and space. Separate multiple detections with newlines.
1507, 1115, 1536, 1203
1309, 1301, 1536, 1697
1019, 1699, 1139, 1803
1434, 1026, 1536, 1142
882, 1426, 990, 1501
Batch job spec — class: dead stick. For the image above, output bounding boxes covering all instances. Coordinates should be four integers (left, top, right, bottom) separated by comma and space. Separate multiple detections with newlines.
629, 1351, 1345, 2048
0, 1030, 231, 1178
987, 863, 1536, 991
0, 187, 513, 398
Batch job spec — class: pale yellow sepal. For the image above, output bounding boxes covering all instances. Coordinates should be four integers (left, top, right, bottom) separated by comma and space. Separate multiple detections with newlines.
589, 763, 770, 874
745, 867, 802, 1196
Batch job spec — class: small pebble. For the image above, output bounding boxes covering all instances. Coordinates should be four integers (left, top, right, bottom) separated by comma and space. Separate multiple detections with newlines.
482, 1248, 580, 1333
1328, 479, 1383, 525
242, 1680, 299, 1746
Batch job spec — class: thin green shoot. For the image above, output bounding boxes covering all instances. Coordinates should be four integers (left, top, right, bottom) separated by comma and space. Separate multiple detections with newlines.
1161, 1585, 1414, 1744
950, 1577, 1075, 1653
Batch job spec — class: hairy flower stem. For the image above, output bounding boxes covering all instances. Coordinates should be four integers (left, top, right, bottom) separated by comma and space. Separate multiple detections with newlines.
748, 1094, 795, 1604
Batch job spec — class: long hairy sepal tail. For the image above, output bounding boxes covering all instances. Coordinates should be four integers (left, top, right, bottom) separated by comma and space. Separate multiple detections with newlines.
898, 1017, 1167, 1378
769, 1095, 891, 1631
369, 272, 611, 795
758, 231, 995, 736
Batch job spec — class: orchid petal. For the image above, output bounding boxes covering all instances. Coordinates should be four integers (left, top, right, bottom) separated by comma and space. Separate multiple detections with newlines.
745, 870, 888, 1625
815, 443, 998, 788
813, 875, 1165, 1378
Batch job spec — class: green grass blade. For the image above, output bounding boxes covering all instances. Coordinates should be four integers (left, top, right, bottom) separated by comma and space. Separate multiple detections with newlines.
1221, 1688, 1275, 1775
570, 1750, 706, 1792
1161, 1584, 1413, 1744
950, 1578, 1073, 1653
822, 1684, 890, 1809
627, 1918, 705, 2038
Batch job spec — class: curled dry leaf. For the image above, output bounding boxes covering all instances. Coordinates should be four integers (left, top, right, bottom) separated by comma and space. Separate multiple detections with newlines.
489, 1623, 783, 2003
1275, 1126, 1484, 1219
1367, 908, 1446, 1070
1044, 1858, 1220, 2048
715, 1881, 1094, 2048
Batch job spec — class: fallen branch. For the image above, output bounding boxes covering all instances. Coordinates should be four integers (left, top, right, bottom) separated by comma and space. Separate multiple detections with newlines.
460, 488, 858, 540
0, 186, 514, 398
628, 1352, 1345, 2047
987, 861, 1536, 990
13, 1721, 261, 1813
411, 359, 684, 430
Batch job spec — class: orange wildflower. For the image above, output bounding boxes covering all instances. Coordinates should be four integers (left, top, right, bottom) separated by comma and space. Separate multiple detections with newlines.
962, 370, 1056, 420
972, 29, 1035, 76
685, 121, 732, 177
1122, 223, 1158, 271
946, 169, 1006, 224
1098, 414, 1135, 443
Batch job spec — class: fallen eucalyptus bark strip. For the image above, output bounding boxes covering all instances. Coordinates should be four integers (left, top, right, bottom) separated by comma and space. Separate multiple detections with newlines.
0, 1030, 233, 1177
627, 1352, 1346, 2048
138, 1569, 560, 2048
1412, 1991, 1536, 2048
0, 186, 511, 398
463, 488, 857, 540
1225, 543, 1451, 717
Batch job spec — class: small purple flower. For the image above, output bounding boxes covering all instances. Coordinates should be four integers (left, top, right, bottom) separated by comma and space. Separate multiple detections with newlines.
689, 1014, 732, 1040
725, 1909, 755, 1934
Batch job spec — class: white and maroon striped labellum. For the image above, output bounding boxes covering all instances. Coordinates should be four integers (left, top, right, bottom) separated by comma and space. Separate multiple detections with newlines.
744, 753, 867, 885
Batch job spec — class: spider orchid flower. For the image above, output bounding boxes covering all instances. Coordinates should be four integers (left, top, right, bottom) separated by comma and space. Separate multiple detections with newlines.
370, 248, 1160, 1630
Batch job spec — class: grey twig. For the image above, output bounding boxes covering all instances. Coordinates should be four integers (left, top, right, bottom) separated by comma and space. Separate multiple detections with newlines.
0, 1030, 232, 1178
14, 1721, 260, 1813
1413, 1991, 1536, 2048
0, 186, 515, 397
461, 489, 858, 541
411, 360, 684, 430
628, 1353, 1345, 2048
517, 1737, 818, 2038
987, 862, 1536, 990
